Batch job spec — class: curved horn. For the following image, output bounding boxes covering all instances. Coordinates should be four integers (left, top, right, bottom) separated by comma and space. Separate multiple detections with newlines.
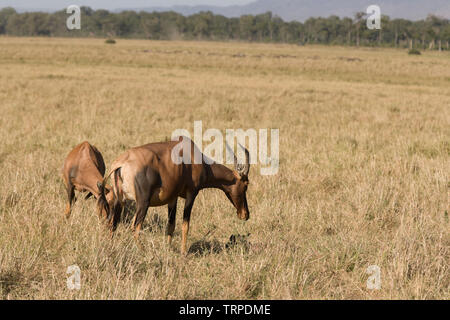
225, 142, 238, 165
236, 143, 250, 177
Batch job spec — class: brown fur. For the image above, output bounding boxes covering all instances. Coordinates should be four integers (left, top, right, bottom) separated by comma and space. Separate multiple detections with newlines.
100, 136, 250, 255
62, 141, 113, 219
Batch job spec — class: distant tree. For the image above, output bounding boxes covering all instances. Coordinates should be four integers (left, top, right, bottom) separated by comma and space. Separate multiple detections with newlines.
0, 7, 16, 34
210, 14, 230, 40
288, 20, 304, 44
254, 12, 271, 41
442, 24, 450, 50
353, 12, 365, 47
228, 17, 240, 40
6, 12, 51, 36
190, 11, 212, 39
342, 17, 353, 45
141, 12, 160, 39
115, 11, 140, 37
426, 15, 447, 50
159, 11, 182, 40
378, 15, 390, 45
239, 15, 255, 41
0, 8, 448, 49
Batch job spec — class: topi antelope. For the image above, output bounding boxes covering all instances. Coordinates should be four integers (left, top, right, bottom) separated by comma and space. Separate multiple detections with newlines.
97, 136, 250, 255
62, 141, 114, 219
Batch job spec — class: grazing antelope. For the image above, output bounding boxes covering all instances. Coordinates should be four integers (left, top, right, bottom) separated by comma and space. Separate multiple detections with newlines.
62, 141, 113, 219
97, 136, 250, 255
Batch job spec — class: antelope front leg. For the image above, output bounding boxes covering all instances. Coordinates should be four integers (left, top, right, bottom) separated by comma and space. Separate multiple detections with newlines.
134, 201, 149, 240
181, 192, 197, 255
65, 183, 75, 219
166, 198, 178, 246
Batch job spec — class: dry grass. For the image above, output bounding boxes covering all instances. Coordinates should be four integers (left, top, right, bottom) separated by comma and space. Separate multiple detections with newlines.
0, 37, 448, 299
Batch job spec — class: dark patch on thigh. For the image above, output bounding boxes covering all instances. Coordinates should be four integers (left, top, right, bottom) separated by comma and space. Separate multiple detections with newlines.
134, 168, 161, 204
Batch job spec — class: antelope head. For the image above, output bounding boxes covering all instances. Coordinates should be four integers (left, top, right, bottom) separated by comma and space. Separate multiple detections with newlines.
96, 182, 113, 220
226, 143, 250, 221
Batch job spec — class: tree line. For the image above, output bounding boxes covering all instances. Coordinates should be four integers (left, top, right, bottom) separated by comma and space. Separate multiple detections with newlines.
1, 7, 450, 49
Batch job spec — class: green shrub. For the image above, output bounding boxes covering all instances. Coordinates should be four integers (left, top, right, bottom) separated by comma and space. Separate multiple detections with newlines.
105, 39, 116, 44
408, 48, 421, 55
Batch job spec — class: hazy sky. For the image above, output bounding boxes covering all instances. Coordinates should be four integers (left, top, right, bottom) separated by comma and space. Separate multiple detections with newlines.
0, 0, 255, 10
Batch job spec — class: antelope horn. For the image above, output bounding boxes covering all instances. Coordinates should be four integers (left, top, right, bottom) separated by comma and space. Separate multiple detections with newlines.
226, 142, 250, 177
236, 143, 250, 177
225, 142, 237, 165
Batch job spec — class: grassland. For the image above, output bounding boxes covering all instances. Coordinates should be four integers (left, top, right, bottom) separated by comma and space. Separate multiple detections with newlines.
0, 37, 448, 299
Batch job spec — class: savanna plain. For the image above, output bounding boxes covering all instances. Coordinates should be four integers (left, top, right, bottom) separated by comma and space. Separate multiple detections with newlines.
0, 37, 448, 299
